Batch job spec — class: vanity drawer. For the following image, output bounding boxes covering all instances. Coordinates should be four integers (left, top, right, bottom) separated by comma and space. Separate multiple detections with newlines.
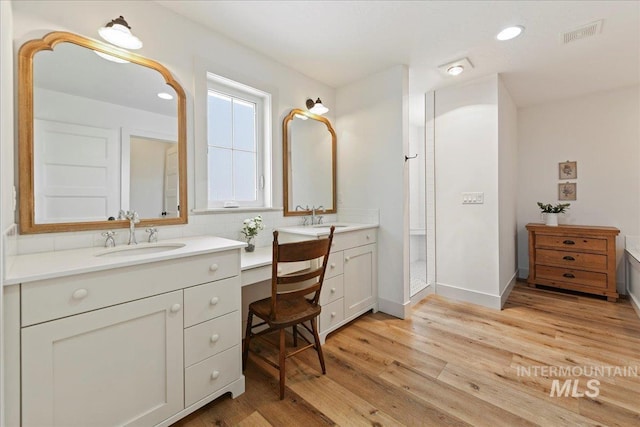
325, 251, 344, 279
320, 275, 344, 305
184, 310, 240, 367
331, 229, 377, 253
320, 298, 344, 332
536, 249, 607, 271
21, 251, 240, 327
536, 234, 607, 253
536, 265, 608, 289
184, 276, 241, 327
185, 345, 241, 407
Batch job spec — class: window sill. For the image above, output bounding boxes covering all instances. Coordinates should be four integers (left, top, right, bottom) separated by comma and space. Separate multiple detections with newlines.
191, 207, 283, 215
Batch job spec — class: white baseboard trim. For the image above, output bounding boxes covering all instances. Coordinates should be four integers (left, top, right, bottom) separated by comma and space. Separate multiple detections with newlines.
628, 290, 640, 320
435, 282, 501, 310
378, 296, 411, 319
410, 283, 434, 306
500, 273, 518, 309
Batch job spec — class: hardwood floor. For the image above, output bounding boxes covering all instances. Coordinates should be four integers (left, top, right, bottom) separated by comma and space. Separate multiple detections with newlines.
172, 283, 640, 426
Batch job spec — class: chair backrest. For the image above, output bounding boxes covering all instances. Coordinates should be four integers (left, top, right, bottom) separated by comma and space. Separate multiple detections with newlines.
270, 226, 335, 319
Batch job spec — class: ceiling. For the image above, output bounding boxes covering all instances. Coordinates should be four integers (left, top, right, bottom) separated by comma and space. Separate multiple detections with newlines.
157, 0, 639, 110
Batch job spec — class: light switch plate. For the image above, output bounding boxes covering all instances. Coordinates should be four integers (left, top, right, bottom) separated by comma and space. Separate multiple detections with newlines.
462, 192, 484, 204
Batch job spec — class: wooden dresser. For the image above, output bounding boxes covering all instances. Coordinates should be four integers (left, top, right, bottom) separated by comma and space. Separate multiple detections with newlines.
526, 223, 620, 301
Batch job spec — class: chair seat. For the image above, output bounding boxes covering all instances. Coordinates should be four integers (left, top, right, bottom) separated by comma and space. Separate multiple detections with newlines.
249, 296, 321, 328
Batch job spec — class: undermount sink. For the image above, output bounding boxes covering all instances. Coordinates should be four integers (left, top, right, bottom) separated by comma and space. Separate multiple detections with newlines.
96, 243, 186, 258
312, 224, 349, 228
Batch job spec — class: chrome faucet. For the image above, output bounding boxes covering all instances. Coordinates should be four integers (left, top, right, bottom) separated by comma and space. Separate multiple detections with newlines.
101, 231, 117, 248
311, 205, 324, 225
146, 227, 158, 243
125, 210, 140, 245
296, 205, 310, 226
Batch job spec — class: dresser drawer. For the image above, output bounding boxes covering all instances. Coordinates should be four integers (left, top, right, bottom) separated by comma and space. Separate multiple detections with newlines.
325, 251, 344, 279
185, 345, 241, 407
21, 251, 239, 327
320, 298, 344, 332
536, 249, 608, 271
320, 275, 344, 305
184, 276, 241, 327
184, 310, 241, 367
331, 229, 377, 252
536, 265, 608, 289
536, 234, 607, 253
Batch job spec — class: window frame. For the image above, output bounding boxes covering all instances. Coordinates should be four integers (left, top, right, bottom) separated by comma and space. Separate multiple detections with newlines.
205, 73, 272, 209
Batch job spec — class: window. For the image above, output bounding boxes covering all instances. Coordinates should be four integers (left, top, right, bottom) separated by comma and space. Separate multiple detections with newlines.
206, 74, 271, 208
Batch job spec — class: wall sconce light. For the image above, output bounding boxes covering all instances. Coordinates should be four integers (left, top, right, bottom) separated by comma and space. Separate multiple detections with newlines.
437, 57, 474, 77
306, 98, 329, 115
98, 16, 143, 50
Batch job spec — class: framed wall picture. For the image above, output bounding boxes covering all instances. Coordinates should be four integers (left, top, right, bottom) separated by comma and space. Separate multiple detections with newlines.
558, 182, 577, 201
559, 161, 577, 179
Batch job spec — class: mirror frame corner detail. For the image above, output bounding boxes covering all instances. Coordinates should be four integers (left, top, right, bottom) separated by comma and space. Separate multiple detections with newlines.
18, 31, 188, 234
282, 108, 337, 217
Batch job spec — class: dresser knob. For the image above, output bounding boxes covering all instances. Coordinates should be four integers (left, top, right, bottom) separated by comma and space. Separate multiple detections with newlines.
330, 263, 336, 269
72, 288, 88, 300
563, 240, 575, 245
330, 287, 336, 294
366, 235, 370, 240
170, 303, 181, 313
563, 273, 576, 279
210, 334, 220, 343
210, 297, 219, 305
209, 264, 219, 272
211, 371, 220, 380
331, 312, 336, 318
345, 256, 351, 262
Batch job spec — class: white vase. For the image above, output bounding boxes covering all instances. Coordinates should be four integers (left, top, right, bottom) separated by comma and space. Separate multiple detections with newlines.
545, 212, 558, 226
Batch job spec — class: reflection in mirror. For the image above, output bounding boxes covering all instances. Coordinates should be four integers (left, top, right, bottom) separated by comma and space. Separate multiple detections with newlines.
283, 109, 336, 216
19, 32, 187, 233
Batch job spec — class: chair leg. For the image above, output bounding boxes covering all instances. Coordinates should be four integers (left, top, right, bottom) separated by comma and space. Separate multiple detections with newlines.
292, 325, 298, 347
311, 317, 326, 374
243, 311, 253, 371
279, 328, 286, 400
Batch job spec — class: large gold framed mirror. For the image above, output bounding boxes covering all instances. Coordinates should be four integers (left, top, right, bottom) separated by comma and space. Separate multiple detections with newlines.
18, 32, 187, 233
283, 109, 336, 216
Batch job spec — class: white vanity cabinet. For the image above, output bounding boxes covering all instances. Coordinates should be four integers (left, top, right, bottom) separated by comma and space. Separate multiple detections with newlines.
278, 226, 378, 343
5, 237, 245, 427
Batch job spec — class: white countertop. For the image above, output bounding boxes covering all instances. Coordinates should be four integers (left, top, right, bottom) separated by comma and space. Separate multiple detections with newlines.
240, 246, 272, 271
277, 222, 378, 237
5, 235, 245, 286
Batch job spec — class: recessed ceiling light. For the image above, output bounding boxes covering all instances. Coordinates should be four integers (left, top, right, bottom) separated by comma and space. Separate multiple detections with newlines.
447, 65, 464, 76
497, 26, 524, 41
157, 92, 174, 100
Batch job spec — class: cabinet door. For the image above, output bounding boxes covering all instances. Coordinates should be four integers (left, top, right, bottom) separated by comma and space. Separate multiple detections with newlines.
343, 244, 377, 318
22, 291, 184, 427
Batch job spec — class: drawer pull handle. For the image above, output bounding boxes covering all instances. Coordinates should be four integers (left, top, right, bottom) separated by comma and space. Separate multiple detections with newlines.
331, 312, 336, 318
563, 256, 575, 261
209, 264, 219, 272
210, 297, 219, 306
170, 303, 181, 313
210, 334, 220, 343
210, 371, 220, 380
330, 287, 336, 294
366, 235, 370, 240
563, 240, 575, 245
345, 256, 351, 262
563, 273, 575, 279
330, 263, 336, 269
72, 289, 88, 300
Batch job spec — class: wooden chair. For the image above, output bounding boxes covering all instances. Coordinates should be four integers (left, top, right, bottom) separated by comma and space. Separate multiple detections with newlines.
242, 226, 335, 399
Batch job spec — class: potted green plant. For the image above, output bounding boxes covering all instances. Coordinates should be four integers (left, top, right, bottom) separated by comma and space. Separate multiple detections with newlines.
537, 202, 570, 226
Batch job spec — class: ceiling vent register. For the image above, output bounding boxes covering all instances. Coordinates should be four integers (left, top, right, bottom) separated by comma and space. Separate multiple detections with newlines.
561, 20, 603, 44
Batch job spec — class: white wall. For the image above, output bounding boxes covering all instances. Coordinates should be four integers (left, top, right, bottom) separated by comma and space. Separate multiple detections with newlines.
497, 77, 518, 297
0, 0, 13, 423
435, 75, 501, 305
336, 65, 409, 318
516, 85, 640, 294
